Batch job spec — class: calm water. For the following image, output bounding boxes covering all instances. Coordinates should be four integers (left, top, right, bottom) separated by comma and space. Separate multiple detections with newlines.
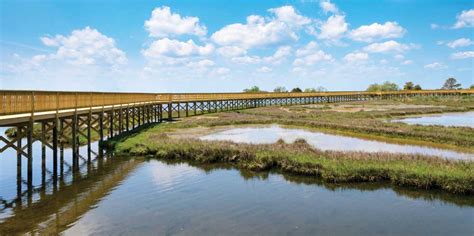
1, 157, 473, 235
200, 125, 474, 160
1, 127, 473, 235
392, 111, 474, 128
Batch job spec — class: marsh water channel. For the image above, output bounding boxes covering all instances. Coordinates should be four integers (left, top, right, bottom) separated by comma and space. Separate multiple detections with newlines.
200, 125, 473, 160
0, 127, 473, 235
392, 111, 474, 128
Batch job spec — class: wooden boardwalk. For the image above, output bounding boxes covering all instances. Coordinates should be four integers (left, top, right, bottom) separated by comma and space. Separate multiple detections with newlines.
0, 89, 472, 191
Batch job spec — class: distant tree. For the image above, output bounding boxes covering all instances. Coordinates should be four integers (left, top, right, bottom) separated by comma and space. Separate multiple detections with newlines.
273, 86, 288, 93
470, 85, 474, 90
366, 81, 399, 92
243, 86, 262, 93
366, 83, 381, 92
291, 87, 303, 92
380, 81, 399, 91
304, 88, 317, 92
441, 78, 461, 90
413, 84, 422, 90
403, 81, 414, 90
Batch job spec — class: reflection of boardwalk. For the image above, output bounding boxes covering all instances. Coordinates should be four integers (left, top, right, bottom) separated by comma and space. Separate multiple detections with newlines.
0, 156, 143, 235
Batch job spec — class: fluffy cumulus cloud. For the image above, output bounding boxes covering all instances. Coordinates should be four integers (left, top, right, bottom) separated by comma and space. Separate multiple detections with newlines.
450, 51, 474, 59
424, 62, 446, 69
453, 9, 474, 29
142, 38, 214, 58
268, 5, 311, 26
349, 22, 406, 42
320, 0, 339, 14
141, 6, 218, 77
293, 42, 333, 66
446, 38, 473, 48
317, 14, 348, 41
211, 6, 309, 49
344, 52, 369, 63
145, 6, 207, 37
363, 40, 413, 54
38, 27, 127, 66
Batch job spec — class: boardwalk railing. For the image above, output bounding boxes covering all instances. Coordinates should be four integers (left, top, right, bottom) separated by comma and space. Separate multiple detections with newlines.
1, 89, 472, 116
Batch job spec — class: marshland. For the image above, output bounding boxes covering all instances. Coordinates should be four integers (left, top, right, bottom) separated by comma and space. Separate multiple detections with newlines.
110, 96, 474, 194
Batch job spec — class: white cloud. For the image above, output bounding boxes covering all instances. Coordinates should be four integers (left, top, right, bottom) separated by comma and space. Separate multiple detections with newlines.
293, 42, 333, 66
144, 6, 207, 38
211, 6, 309, 49
186, 59, 215, 68
424, 62, 446, 69
257, 66, 272, 73
293, 53, 333, 66
430, 23, 439, 29
263, 46, 292, 64
317, 15, 348, 41
217, 46, 246, 57
295, 41, 319, 57
142, 38, 214, 58
401, 60, 413, 65
349, 22, 406, 42
344, 52, 369, 63
39, 26, 127, 66
269, 5, 311, 26
363, 40, 413, 53
320, 0, 339, 14
231, 55, 262, 64
230, 46, 292, 65
210, 67, 230, 76
450, 51, 474, 59
446, 38, 473, 48
453, 9, 474, 29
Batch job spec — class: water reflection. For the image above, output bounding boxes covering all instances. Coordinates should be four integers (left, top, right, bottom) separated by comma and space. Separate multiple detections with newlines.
65, 159, 474, 235
0, 156, 140, 234
1, 124, 473, 235
392, 111, 474, 128
0, 155, 473, 235
200, 125, 473, 160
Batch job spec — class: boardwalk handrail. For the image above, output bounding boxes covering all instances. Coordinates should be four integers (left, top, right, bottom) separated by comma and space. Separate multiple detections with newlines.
1, 89, 472, 115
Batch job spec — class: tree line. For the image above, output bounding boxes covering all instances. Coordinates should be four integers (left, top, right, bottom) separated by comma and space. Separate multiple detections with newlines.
365, 78, 471, 92
243, 78, 473, 93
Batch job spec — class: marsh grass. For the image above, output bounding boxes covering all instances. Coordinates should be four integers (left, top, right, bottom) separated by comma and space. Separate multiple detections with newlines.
112, 124, 474, 194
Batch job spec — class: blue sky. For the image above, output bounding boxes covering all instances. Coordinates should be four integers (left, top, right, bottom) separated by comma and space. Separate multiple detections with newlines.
1, 0, 473, 92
